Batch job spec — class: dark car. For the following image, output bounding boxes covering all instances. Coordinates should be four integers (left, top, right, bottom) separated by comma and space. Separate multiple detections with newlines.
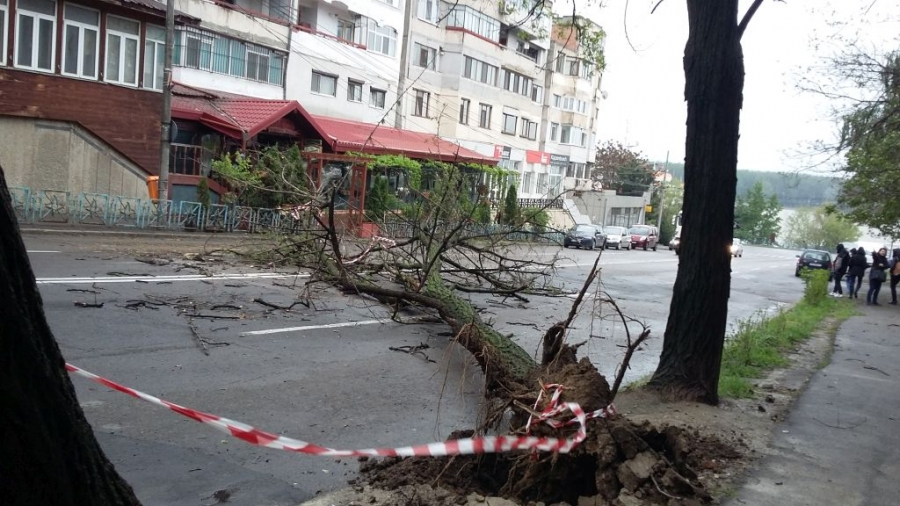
795, 249, 832, 277
629, 225, 659, 251
564, 224, 606, 250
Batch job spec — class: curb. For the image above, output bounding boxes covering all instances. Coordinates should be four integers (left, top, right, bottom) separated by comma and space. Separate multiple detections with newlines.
18, 225, 250, 240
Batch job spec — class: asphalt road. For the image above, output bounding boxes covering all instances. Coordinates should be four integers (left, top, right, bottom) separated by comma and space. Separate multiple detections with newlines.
23, 233, 807, 506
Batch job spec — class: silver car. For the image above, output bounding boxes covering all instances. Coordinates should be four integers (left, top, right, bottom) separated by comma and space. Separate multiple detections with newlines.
603, 226, 632, 250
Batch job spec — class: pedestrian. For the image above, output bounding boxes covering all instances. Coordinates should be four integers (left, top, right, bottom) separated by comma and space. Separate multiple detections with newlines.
867, 247, 889, 305
831, 244, 849, 297
845, 248, 859, 295
889, 248, 900, 305
847, 247, 868, 299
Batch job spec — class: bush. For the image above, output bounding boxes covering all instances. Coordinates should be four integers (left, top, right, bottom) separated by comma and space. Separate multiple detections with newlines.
801, 269, 830, 306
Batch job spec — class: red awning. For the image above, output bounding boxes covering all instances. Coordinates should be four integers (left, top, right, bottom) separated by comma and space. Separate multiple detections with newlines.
312, 116, 499, 165
170, 83, 332, 143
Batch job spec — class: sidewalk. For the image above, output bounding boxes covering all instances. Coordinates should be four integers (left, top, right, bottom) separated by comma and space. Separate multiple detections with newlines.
726, 303, 900, 506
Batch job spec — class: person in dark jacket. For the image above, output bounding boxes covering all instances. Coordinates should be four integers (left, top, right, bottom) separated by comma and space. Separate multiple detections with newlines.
846, 247, 868, 299
831, 244, 849, 297
890, 248, 900, 305
868, 248, 890, 305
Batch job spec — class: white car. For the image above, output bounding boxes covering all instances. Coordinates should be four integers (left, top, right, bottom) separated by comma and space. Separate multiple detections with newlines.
730, 238, 744, 257
603, 226, 632, 250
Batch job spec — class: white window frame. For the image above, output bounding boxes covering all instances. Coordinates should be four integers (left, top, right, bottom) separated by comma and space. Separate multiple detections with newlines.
0, 0, 7, 66
522, 171, 533, 194
413, 42, 437, 70
550, 122, 559, 142
62, 4, 99, 79
311, 71, 337, 96
501, 113, 517, 135
370, 88, 386, 109
14, 0, 57, 72
417, 0, 437, 23
143, 24, 165, 90
367, 21, 397, 57
463, 56, 497, 86
413, 89, 430, 117
347, 79, 363, 102
459, 98, 469, 125
560, 125, 572, 144
245, 47, 270, 82
337, 18, 354, 42
520, 119, 537, 140
105, 15, 141, 87
478, 103, 492, 129
531, 84, 543, 103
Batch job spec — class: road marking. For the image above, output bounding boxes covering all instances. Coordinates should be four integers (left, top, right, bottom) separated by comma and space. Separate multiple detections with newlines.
36, 272, 309, 285
27, 250, 61, 253
241, 319, 386, 336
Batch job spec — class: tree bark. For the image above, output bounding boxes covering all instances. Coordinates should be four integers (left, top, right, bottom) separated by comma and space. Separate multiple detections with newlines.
649, 0, 744, 404
0, 166, 141, 506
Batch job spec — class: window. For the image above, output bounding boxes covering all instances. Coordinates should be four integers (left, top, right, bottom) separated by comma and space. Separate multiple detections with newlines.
347, 79, 363, 102
550, 122, 559, 142
143, 25, 165, 90
62, 4, 99, 79
515, 40, 540, 62
581, 62, 593, 79
522, 171, 533, 194
502, 69, 532, 96
267, 0, 290, 21
413, 89, 430, 117
520, 119, 537, 140
0, 0, 7, 65
501, 113, 517, 134
537, 173, 548, 193
417, 0, 437, 23
459, 98, 470, 125
246, 48, 271, 82
581, 131, 589, 147
375, 0, 394, 5
560, 125, 572, 144
446, 4, 501, 42
367, 21, 396, 57
567, 58, 580, 76
463, 56, 497, 86
370, 88, 386, 108
337, 18, 355, 42
531, 84, 543, 103
15, 0, 56, 72
555, 51, 565, 73
311, 71, 337, 96
479, 103, 492, 129
106, 16, 140, 86
414, 43, 437, 70
175, 27, 286, 85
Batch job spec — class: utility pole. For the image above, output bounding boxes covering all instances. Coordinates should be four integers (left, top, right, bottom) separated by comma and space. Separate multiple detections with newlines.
656, 151, 669, 230
157, 0, 175, 202
394, 0, 414, 129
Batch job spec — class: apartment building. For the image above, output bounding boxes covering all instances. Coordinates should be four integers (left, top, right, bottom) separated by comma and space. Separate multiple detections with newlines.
0, 0, 189, 197
538, 19, 602, 198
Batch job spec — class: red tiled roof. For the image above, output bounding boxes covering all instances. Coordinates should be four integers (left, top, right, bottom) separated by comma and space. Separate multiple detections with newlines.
312, 116, 499, 165
170, 83, 331, 142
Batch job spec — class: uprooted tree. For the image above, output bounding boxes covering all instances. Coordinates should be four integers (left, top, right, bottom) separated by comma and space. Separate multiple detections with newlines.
207, 148, 721, 504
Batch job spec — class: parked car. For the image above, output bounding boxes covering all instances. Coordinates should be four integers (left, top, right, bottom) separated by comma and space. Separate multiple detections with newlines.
629, 225, 659, 251
730, 238, 744, 257
604, 226, 632, 250
795, 249, 832, 277
564, 224, 606, 250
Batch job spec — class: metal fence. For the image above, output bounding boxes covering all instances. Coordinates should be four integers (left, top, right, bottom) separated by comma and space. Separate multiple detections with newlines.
9, 186, 309, 233
10, 186, 564, 244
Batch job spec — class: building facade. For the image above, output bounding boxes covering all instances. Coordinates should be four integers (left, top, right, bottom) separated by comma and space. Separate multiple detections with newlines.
0, 0, 188, 197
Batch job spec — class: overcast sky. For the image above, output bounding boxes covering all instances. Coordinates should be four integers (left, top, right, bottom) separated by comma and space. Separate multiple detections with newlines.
579, 0, 900, 172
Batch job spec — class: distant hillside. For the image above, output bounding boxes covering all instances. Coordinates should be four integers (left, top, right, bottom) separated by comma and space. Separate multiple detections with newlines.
661, 163, 840, 208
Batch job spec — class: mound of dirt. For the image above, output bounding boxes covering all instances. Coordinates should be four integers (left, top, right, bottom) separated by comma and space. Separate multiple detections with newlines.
359, 407, 742, 505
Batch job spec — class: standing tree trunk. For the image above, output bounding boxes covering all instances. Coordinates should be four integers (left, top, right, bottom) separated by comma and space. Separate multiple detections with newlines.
0, 166, 141, 506
649, 0, 745, 404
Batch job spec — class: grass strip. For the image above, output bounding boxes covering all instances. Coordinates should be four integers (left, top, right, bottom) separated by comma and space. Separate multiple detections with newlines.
718, 269, 856, 398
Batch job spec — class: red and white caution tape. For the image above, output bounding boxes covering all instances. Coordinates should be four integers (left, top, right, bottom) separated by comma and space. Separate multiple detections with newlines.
66, 363, 615, 457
